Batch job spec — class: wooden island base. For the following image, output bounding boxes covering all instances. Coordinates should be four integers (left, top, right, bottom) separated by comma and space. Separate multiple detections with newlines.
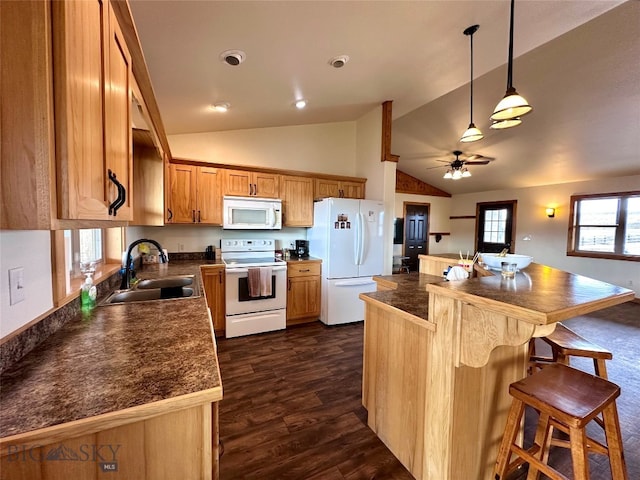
361, 260, 633, 480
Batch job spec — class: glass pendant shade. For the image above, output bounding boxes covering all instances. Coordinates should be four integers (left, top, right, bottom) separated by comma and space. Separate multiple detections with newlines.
443, 170, 453, 179
460, 123, 484, 143
460, 25, 483, 143
452, 169, 463, 180
461, 168, 472, 177
491, 0, 532, 128
490, 117, 522, 130
490, 87, 532, 121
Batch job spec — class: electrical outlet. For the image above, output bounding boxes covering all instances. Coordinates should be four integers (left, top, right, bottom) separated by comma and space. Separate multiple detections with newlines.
629, 280, 634, 287
9, 267, 25, 305
178, 243, 185, 252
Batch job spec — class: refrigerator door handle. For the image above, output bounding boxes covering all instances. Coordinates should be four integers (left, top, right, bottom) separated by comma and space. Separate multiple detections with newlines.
354, 213, 361, 265
358, 212, 366, 265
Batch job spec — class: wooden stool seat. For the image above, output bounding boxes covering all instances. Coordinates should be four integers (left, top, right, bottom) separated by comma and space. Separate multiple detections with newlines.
494, 363, 628, 480
530, 323, 613, 379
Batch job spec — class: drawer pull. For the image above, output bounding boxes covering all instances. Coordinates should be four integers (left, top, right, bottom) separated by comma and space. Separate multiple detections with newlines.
299, 269, 310, 272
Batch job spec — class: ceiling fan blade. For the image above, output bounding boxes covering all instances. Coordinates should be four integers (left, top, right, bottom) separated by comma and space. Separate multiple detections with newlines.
464, 160, 491, 165
466, 154, 495, 161
424, 164, 448, 170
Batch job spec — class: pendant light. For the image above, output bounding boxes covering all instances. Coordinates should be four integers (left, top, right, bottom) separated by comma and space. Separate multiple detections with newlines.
460, 25, 483, 143
490, 0, 532, 129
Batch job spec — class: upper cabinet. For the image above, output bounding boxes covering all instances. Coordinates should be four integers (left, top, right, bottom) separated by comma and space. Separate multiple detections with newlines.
167, 163, 222, 225
314, 178, 365, 200
1, 0, 169, 230
53, 0, 132, 221
223, 169, 280, 198
280, 175, 314, 227
1, 0, 140, 229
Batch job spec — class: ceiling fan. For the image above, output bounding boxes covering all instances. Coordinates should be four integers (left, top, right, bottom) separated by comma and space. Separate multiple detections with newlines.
426, 150, 495, 179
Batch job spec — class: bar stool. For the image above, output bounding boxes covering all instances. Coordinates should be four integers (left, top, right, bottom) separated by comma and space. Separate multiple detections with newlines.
529, 323, 613, 379
494, 363, 627, 480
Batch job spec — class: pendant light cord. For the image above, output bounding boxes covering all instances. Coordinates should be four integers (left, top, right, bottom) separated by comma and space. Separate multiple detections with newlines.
470, 30, 474, 122
507, 0, 515, 90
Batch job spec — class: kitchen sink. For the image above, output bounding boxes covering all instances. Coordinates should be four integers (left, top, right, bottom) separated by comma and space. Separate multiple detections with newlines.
100, 286, 196, 306
135, 275, 194, 290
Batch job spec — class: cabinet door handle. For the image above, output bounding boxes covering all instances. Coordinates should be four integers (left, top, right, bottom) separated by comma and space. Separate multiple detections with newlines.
197, 210, 201, 223
167, 208, 173, 221
192, 210, 196, 222
288, 279, 291, 290
253, 183, 257, 196
108, 169, 126, 216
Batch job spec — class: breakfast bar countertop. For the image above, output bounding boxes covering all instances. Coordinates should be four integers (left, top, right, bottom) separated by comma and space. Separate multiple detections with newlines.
0, 261, 224, 441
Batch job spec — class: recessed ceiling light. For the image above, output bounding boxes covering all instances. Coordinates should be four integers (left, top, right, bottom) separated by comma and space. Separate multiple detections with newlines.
329, 55, 350, 68
295, 99, 307, 109
210, 102, 230, 112
219, 50, 246, 66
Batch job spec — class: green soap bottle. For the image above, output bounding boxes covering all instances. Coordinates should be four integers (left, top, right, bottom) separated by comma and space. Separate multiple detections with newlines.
81, 272, 97, 311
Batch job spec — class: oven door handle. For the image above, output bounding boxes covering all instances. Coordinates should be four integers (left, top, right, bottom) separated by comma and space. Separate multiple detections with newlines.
225, 266, 288, 274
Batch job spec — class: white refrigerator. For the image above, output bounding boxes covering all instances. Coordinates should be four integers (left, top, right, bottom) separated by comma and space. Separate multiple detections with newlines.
308, 198, 384, 325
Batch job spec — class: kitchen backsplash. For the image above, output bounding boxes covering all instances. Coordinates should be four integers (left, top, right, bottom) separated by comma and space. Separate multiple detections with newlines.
128, 225, 307, 255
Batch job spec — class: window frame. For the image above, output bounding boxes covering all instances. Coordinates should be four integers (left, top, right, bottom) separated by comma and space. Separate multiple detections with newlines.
567, 190, 640, 262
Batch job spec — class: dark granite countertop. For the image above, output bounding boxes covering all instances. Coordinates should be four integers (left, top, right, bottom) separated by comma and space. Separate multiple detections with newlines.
428, 263, 634, 324
0, 261, 224, 440
361, 273, 445, 322
363, 265, 634, 327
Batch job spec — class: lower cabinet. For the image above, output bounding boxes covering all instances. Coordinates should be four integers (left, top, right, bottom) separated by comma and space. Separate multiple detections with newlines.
201, 265, 226, 336
286, 260, 321, 325
0, 402, 220, 480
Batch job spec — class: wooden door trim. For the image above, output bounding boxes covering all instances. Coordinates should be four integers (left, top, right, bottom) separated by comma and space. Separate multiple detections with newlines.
474, 200, 518, 253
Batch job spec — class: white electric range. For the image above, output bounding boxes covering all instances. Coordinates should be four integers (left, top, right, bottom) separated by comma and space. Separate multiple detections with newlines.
221, 239, 287, 338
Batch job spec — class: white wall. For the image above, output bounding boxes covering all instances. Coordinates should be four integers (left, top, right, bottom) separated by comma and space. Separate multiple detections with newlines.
394, 193, 452, 255
169, 121, 357, 175
449, 175, 640, 295
127, 225, 307, 254
355, 106, 395, 275
0, 231, 54, 338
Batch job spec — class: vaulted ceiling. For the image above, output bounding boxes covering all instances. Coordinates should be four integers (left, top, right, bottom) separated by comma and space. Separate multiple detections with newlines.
129, 0, 640, 195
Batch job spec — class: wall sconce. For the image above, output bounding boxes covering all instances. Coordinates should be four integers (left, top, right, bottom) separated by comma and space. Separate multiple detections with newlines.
546, 208, 556, 218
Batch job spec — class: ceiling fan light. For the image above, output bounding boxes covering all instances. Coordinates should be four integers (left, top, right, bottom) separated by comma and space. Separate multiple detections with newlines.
460, 123, 484, 143
452, 169, 463, 180
444, 170, 453, 179
490, 117, 522, 130
490, 88, 532, 121
461, 168, 472, 177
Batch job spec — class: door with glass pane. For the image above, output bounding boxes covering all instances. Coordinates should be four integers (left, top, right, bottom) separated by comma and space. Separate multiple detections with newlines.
476, 201, 517, 253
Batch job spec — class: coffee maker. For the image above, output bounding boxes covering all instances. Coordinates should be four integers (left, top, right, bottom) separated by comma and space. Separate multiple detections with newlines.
293, 240, 309, 258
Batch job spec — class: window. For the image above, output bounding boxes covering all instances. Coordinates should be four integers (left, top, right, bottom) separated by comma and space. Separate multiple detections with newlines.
568, 191, 640, 261
65, 229, 104, 279
483, 208, 507, 244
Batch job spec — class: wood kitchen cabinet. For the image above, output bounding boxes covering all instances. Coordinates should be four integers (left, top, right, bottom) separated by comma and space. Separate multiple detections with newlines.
1, 0, 134, 228
223, 169, 280, 198
280, 175, 314, 227
286, 259, 321, 325
53, 0, 133, 221
314, 178, 365, 200
168, 164, 222, 224
201, 265, 226, 336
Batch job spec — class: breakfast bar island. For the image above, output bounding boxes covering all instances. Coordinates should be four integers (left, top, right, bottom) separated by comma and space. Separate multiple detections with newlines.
359, 261, 633, 480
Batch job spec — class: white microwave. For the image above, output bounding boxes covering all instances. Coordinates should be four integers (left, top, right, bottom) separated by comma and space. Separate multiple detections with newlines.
223, 196, 282, 230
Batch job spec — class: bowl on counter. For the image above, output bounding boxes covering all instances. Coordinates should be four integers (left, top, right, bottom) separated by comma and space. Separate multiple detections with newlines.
480, 253, 533, 271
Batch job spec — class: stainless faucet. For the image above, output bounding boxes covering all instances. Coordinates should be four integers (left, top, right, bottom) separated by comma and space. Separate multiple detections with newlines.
120, 239, 168, 290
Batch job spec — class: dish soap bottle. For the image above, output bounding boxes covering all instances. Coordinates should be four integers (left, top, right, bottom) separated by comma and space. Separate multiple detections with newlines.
81, 271, 97, 312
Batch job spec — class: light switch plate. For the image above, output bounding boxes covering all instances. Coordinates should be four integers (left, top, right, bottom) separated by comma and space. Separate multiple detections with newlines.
9, 267, 25, 305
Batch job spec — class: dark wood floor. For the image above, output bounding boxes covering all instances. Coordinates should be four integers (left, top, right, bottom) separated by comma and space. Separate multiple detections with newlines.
216, 301, 640, 480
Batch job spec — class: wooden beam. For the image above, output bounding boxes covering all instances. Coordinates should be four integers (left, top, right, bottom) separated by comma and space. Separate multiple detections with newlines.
395, 170, 451, 197
381, 101, 399, 163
